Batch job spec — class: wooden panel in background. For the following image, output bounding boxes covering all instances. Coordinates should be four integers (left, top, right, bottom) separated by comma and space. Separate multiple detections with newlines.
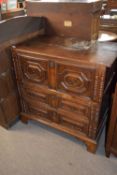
0, 16, 45, 128
26, 1, 102, 40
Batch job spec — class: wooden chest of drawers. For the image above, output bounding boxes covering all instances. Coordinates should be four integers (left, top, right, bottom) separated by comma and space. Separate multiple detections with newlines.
12, 36, 117, 153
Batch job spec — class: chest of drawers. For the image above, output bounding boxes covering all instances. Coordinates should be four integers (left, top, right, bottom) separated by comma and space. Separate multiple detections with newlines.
12, 36, 117, 153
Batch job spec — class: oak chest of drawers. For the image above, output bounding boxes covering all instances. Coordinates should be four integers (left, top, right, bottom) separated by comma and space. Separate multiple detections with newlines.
12, 36, 117, 153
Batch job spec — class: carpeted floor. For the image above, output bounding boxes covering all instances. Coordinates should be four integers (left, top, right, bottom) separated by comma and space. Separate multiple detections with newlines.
0, 121, 117, 175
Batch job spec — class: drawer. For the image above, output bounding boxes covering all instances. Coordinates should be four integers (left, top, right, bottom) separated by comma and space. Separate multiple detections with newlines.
20, 82, 91, 121
21, 89, 89, 135
14, 52, 105, 103
57, 94, 90, 135
22, 94, 89, 135
15, 54, 49, 87
57, 63, 96, 99
20, 82, 61, 110
20, 84, 60, 123
23, 100, 53, 122
20, 82, 91, 135
58, 97, 91, 122
20, 84, 48, 105
20, 87, 53, 121
59, 114, 89, 135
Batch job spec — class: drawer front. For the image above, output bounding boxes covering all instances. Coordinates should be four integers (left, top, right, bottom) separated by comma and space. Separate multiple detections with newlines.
15, 54, 49, 87
23, 102, 53, 122
20, 84, 48, 105
20, 82, 91, 121
58, 97, 90, 123
19, 82, 91, 135
13, 52, 105, 102
57, 63, 96, 99
20, 87, 52, 122
58, 113, 89, 135
57, 94, 90, 135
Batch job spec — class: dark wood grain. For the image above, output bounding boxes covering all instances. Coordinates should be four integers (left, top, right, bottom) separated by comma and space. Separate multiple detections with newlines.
26, 0, 102, 40
0, 16, 45, 46
0, 16, 45, 128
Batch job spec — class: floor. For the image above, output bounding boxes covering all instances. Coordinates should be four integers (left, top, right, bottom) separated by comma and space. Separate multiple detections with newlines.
0, 121, 117, 175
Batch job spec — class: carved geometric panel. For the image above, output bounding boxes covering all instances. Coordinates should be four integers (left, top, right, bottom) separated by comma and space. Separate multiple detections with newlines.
24, 62, 46, 82
61, 72, 89, 93
18, 55, 48, 86
57, 64, 96, 99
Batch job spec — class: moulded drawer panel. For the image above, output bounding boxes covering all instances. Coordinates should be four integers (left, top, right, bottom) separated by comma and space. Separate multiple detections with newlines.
57, 63, 96, 99
58, 97, 91, 123
20, 89, 90, 135
20, 87, 53, 121
58, 114, 89, 135
16, 54, 49, 87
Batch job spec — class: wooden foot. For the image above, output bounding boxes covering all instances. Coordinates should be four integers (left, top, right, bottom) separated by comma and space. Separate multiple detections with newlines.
20, 115, 28, 124
85, 142, 97, 154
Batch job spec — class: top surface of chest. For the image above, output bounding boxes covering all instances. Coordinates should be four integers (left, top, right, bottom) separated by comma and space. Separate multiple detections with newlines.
14, 36, 117, 67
